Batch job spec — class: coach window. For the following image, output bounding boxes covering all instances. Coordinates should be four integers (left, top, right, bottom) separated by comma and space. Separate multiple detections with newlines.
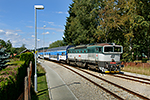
96, 47, 99, 53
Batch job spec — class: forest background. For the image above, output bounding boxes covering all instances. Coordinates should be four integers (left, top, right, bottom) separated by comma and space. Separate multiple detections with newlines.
0, 0, 150, 62
63, 0, 150, 62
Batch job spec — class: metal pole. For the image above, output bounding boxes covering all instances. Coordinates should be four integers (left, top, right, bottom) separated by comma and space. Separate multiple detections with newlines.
43, 26, 44, 61
34, 8, 37, 92
43, 25, 46, 62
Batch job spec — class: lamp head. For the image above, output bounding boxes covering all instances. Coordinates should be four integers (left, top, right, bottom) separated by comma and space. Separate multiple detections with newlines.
34, 5, 44, 9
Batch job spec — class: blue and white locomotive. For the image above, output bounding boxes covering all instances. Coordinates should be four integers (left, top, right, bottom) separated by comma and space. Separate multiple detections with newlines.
38, 43, 124, 73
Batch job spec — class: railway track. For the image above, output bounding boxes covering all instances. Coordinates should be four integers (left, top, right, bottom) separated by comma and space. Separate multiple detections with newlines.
59, 63, 124, 100
42, 59, 150, 99
56, 63, 150, 100
109, 74, 150, 85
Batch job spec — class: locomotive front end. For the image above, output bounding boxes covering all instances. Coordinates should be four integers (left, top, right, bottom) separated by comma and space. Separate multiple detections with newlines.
97, 43, 124, 73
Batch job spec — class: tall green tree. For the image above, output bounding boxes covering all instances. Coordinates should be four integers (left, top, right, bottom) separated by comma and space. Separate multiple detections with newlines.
63, 0, 100, 45
63, 0, 150, 61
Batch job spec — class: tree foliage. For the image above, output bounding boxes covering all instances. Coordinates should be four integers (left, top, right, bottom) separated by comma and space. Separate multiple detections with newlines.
0, 39, 27, 55
63, 0, 150, 61
48, 40, 65, 49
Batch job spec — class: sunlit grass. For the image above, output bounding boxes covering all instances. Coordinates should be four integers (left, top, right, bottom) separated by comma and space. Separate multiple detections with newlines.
122, 65, 150, 76
36, 63, 49, 100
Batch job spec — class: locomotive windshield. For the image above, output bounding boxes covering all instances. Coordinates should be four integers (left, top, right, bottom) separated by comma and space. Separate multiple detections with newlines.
104, 47, 113, 52
103, 46, 122, 53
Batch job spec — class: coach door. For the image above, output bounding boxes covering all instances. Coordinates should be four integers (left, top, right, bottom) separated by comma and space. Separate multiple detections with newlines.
57, 53, 59, 61
49, 53, 51, 60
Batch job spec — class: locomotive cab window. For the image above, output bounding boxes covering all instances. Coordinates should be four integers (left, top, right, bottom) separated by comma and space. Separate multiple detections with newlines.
99, 47, 102, 52
95, 47, 102, 53
104, 47, 113, 52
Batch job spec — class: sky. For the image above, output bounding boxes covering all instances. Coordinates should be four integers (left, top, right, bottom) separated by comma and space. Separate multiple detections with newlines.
0, 0, 72, 49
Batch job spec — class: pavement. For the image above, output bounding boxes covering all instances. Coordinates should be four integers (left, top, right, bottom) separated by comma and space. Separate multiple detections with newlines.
40, 61, 78, 100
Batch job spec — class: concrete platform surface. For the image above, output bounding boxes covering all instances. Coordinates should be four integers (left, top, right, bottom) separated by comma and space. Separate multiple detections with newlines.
40, 62, 78, 100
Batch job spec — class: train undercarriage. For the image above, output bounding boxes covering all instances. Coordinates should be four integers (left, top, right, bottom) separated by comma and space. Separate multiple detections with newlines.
66, 59, 124, 73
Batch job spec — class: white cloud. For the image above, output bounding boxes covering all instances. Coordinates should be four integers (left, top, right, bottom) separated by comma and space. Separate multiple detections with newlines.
6, 31, 13, 35
48, 21, 63, 28
42, 31, 50, 35
0, 29, 4, 32
31, 35, 35, 37
38, 27, 64, 32
56, 11, 68, 14
26, 26, 33, 28
48, 22, 54, 25
52, 32, 56, 34
49, 41, 52, 44
37, 39, 40, 41
57, 11, 63, 14
0, 29, 5, 35
0, 28, 35, 49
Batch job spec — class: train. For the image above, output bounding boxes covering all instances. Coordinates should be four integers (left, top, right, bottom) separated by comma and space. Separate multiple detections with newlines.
38, 43, 124, 73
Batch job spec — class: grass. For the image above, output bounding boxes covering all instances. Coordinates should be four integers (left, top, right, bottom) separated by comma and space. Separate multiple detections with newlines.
7, 58, 25, 66
0, 58, 24, 82
122, 65, 150, 76
31, 63, 50, 100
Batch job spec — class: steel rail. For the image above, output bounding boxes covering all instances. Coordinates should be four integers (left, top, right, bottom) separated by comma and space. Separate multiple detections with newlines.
109, 74, 150, 85
72, 67, 150, 100
59, 63, 124, 100
123, 74, 150, 81
43, 59, 150, 100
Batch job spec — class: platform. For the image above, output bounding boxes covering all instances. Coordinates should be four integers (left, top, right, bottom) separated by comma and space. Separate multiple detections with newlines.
40, 61, 77, 100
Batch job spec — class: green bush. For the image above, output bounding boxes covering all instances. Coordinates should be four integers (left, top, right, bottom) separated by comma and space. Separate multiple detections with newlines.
0, 63, 26, 100
142, 58, 148, 63
20, 52, 34, 66
0, 52, 35, 100
20, 52, 35, 83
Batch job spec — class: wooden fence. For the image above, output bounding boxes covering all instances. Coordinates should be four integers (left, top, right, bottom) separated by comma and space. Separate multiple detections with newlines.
17, 61, 32, 100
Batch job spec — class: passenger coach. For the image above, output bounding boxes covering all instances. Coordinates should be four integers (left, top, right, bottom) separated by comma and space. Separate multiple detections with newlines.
38, 45, 73, 61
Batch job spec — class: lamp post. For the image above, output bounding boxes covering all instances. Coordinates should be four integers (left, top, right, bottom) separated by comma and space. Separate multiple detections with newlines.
34, 5, 44, 92
43, 25, 46, 61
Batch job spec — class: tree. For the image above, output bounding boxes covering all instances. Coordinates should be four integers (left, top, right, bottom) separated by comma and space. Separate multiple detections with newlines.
6, 40, 12, 52
0, 39, 6, 47
48, 40, 65, 49
63, 0, 150, 61
63, 0, 99, 45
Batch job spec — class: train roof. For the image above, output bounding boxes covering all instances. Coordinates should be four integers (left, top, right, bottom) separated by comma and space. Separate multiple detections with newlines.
68, 43, 122, 50
47, 45, 74, 51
